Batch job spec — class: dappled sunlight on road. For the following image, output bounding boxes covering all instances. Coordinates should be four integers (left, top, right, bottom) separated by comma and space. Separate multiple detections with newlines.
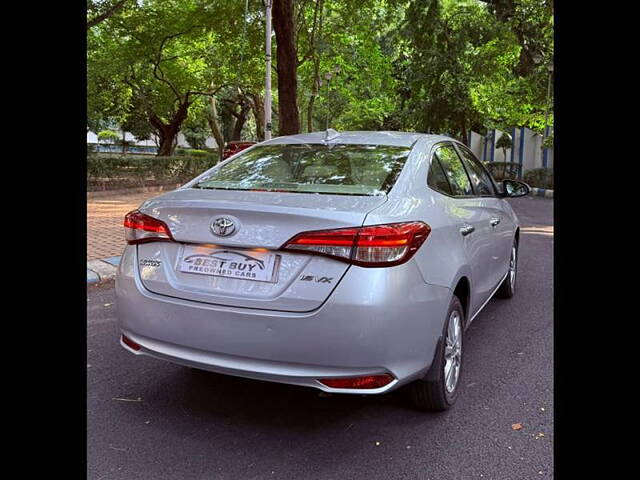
521, 225, 553, 237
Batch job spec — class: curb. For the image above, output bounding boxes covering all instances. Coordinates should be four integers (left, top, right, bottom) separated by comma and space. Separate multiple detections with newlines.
87, 256, 121, 284
530, 187, 553, 199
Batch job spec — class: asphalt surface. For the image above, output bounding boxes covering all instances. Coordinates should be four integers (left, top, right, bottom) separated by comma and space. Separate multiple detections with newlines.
87, 196, 553, 480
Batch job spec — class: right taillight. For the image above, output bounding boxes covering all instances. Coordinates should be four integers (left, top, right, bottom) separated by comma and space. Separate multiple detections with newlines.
123, 210, 175, 245
281, 221, 430, 267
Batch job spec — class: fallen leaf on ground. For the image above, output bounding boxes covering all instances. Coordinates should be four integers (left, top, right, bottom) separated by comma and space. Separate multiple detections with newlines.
511, 423, 523, 430
535, 432, 545, 439
104, 303, 113, 307
113, 397, 142, 402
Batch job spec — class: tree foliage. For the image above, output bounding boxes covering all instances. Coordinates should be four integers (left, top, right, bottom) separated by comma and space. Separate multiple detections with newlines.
87, 0, 554, 154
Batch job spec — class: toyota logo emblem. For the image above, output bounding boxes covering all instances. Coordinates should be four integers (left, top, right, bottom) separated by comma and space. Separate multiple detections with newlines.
211, 217, 236, 237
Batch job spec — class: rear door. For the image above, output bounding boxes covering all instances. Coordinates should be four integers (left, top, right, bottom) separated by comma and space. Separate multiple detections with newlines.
433, 144, 496, 313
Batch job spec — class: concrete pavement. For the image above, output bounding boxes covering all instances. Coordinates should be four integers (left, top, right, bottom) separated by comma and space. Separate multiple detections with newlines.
87, 191, 158, 261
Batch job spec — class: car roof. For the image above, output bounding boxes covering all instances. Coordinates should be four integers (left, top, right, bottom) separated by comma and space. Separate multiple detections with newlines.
262, 130, 456, 149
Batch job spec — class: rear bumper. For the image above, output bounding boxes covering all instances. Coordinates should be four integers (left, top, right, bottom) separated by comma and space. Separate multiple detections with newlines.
115, 245, 452, 394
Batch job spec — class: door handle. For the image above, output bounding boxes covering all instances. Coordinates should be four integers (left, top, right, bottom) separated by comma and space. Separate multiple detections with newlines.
460, 224, 475, 236
490, 217, 501, 227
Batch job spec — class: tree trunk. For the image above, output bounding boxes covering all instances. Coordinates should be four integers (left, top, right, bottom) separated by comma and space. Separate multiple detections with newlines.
248, 93, 265, 141
459, 113, 468, 146
207, 95, 226, 163
156, 125, 179, 156
503, 150, 508, 177
232, 102, 250, 141
272, 0, 300, 135
149, 100, 190, 157
307, 61, 320, 132
306, 0, 323, 133
87, 0, 128, 30
122, 130, 126, 154
307, 94, 316, 133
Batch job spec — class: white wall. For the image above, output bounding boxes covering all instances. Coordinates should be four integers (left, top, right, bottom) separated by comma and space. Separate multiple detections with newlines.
469, 131, 484, 159
469, 127, 552, 178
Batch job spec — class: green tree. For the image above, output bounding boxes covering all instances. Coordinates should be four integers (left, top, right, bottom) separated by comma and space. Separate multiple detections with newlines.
399, 0, 552, 138
97, 130, 119, 143
495, 132, 512, 161
87, 0, 264, 156
87, 0, 553, 151
296, 0, 400, 132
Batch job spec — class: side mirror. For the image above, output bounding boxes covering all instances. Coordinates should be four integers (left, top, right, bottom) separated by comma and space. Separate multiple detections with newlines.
501, 179, 530, 198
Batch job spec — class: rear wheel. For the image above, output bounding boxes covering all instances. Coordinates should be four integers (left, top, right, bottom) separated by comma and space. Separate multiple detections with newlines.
410, 295, 464, 411
496, 239, 518, 299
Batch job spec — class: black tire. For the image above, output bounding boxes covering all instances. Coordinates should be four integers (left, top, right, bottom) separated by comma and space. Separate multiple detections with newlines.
496, 238, 518, 299
410, 295, 464, 411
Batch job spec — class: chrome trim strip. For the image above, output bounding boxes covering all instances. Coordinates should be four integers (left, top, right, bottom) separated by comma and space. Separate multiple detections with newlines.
468, 270, 509, 325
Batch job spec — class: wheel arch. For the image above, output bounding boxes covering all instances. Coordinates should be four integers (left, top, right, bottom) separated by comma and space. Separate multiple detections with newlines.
452, 276, 471, 328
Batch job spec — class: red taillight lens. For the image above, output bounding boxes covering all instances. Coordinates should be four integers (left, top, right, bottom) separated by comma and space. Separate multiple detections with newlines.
123, 210, 174, 245
319, 374, 395, 389
282, 222, 430, 267
121, 334, 141, 351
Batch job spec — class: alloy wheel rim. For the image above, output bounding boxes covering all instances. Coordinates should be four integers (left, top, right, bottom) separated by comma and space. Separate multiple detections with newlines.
509, 246, 517, 287
444, 311, 462, 393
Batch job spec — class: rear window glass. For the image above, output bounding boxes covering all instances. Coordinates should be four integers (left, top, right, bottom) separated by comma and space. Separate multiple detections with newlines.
192, 144, 411, 196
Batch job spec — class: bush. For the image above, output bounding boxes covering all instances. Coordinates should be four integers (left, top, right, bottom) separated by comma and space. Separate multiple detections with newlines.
87, 155, 217, 191
524, 168, 554, 189
484, 162, 522, 182
97, 130, 120, 143
175, 148, 213, 159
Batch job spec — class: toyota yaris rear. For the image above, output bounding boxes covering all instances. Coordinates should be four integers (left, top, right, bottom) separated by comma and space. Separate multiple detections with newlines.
115, 131, 524, 410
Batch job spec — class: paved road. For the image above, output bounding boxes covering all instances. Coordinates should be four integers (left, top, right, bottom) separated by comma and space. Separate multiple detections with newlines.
87, 196, 553, 480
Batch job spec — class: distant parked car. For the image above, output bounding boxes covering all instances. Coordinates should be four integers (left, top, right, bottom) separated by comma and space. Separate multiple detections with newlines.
116, 130, 530, 411
223, 141, 256, 159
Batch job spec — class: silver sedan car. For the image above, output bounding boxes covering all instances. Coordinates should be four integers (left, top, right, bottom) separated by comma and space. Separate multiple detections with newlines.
115, 130, 529, 411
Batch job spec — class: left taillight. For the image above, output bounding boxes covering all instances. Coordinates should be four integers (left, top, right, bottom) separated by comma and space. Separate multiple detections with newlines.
123, 210, 175, 245
281, 221, 430, 267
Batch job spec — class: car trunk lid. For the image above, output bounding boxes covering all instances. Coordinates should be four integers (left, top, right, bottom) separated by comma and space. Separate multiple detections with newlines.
135, 188, 386, 312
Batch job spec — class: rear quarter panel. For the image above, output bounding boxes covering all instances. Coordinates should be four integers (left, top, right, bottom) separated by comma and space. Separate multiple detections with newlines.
363, 138, 470, 291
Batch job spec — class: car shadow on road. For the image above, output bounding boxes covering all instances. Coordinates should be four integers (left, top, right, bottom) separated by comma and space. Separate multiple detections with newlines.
137, 365, 428, 431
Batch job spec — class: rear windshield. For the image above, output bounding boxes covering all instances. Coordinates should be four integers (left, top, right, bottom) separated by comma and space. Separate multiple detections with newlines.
192, 143, 411, 196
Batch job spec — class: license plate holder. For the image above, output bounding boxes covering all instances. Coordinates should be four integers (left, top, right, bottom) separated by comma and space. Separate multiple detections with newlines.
179, 246, 280, 283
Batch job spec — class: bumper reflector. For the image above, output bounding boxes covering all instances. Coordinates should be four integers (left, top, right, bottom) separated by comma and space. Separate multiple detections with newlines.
319, 374, 394, 389
121, 334, 141, 351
